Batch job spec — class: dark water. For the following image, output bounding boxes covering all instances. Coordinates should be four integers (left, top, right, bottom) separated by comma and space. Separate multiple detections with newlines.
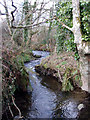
20, 51, 90, 119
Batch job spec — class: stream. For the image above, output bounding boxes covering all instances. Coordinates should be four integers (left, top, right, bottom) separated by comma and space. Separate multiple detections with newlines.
17, 51, 90, 119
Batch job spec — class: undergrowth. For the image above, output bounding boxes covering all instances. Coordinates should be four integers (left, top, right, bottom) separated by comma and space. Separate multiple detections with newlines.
2, 48, 33, 115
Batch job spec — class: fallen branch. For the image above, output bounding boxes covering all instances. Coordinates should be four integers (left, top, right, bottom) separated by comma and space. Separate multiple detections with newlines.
12, 96, 23, 119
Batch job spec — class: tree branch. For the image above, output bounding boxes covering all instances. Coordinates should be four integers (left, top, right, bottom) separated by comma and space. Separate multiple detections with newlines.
11, 15, 73, 33
0, 10, 6, 15
11, 19, 50, 29
0, 1, 5, 8
11, 0, 17, 27
55, 17, 73, 32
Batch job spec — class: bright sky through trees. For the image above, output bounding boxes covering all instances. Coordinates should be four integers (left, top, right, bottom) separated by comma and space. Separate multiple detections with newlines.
0, 0, 56, 22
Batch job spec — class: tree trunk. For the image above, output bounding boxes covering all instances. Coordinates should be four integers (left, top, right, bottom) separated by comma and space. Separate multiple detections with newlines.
46, 7, 53, 47
72, 0, 90, 92
72, 0, 82, 45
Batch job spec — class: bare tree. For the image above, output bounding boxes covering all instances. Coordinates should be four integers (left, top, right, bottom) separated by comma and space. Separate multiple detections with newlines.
1, 0, 55, 49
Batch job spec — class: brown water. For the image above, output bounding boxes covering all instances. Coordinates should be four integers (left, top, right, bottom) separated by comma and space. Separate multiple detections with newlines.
17, 51, 90, 119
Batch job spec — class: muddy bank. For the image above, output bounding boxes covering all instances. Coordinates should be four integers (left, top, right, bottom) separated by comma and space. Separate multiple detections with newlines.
35, 65, 57, 78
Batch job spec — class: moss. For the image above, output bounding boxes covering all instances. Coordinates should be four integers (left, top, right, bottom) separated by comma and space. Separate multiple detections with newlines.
76, 17, 81, 24
43, 63, 48, 69
20, 51, 35, 63
62, 67, 82, 91
22, 54, 31, 62
62, 68, 74, 91
16, 67, 29, 92
72, 69, 82, 87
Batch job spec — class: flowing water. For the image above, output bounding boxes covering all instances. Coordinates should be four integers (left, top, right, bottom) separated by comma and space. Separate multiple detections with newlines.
18, 51, 90, 119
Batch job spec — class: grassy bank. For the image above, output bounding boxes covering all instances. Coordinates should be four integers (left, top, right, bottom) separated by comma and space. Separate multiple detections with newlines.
36, 51, 82, 91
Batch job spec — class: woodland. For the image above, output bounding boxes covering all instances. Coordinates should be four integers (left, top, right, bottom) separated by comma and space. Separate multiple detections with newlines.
0, 0, 90, 119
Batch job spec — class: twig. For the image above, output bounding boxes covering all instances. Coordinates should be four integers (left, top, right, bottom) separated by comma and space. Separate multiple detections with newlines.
11, 16, 55, 29
2, 64, 11, 71
0, 1, 5, 8
0, 10, 6, 15
58, 69, 63, 82
12, 96, 23, 119
11, 15, 73, 33
8, 103, 14, 117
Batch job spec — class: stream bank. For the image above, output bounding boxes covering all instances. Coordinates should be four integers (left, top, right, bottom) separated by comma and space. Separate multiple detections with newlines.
35, 51, 81, 91
2, 49, 38, 120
